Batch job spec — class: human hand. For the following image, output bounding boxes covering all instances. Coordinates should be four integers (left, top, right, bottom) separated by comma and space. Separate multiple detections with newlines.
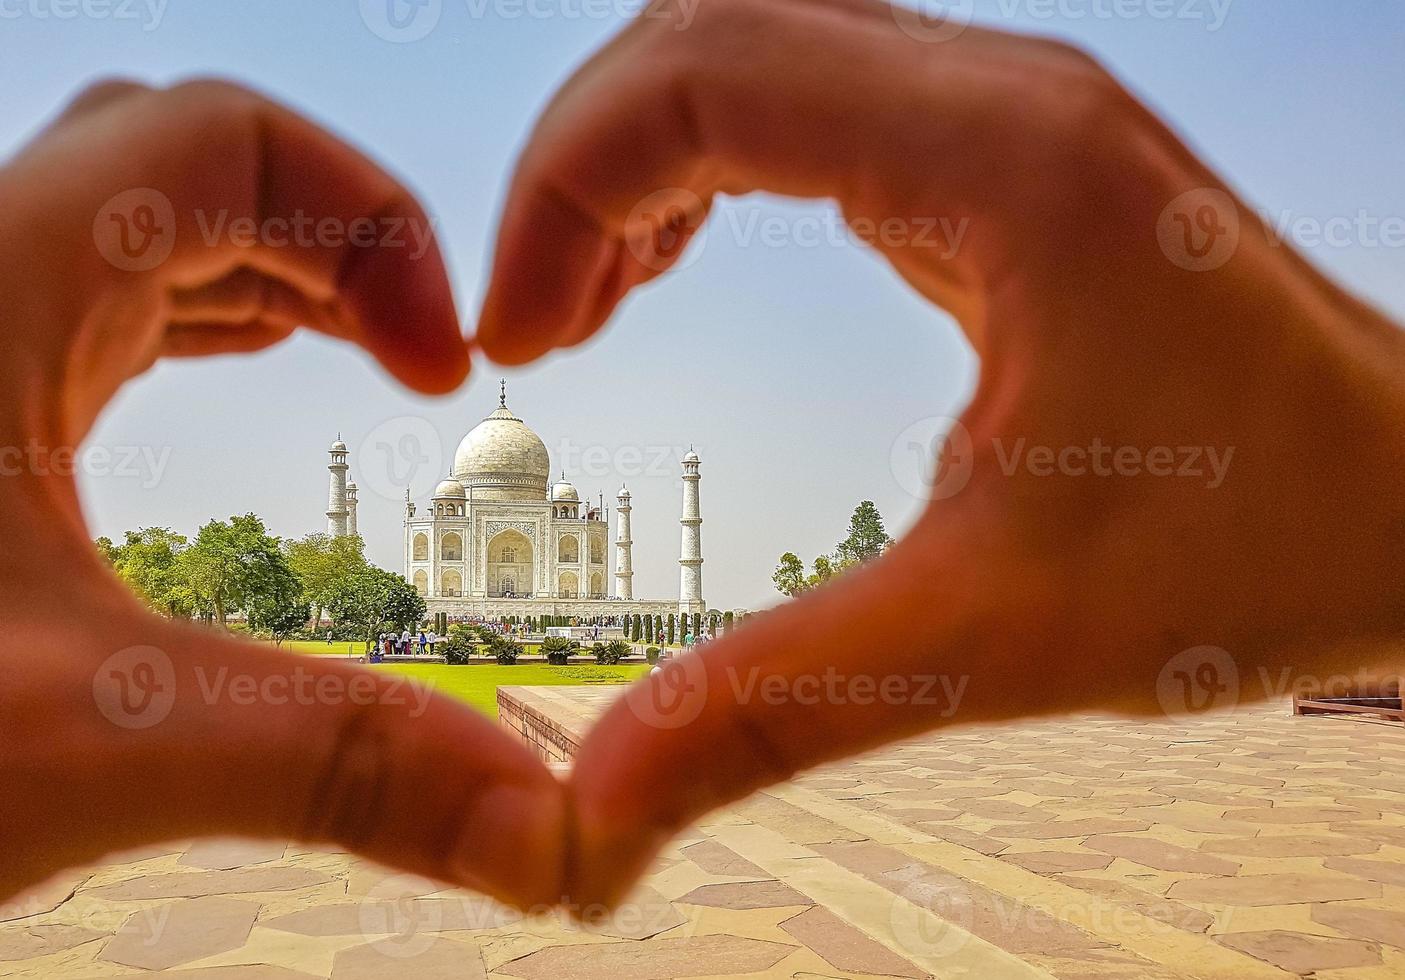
0, 80, 564, 909
477, 0, 1405, 910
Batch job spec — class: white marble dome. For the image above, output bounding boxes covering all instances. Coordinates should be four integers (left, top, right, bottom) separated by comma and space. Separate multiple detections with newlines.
433, 477, 466, 499
551, 479, 580, 502
452, 404, 550, 500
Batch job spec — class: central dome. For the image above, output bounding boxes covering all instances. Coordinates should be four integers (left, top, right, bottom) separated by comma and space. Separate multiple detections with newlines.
451, 402, 550, 501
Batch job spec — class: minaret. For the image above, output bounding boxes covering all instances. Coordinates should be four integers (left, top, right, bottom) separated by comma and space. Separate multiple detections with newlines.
344, 481, 359, 538
678, 448, 704, 616
615, 485, 634, 600
326, 436, 349, 537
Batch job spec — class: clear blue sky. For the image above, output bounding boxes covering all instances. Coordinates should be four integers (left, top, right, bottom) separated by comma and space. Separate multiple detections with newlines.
2, 0, 1401, 610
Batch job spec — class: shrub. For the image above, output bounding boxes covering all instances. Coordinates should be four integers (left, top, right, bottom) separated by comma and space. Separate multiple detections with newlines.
490, 634, 523, 665
595, 638, 631, 665
645, 646, 661, 664
541, 635, 576, 666
442, 634, 476, 665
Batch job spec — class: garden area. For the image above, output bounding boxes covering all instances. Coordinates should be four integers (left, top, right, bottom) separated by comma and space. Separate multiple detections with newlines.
377, 661, 651, 716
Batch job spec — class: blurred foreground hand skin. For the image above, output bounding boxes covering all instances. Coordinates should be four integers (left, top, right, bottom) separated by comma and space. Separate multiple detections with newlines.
0, 80, 567, 910
478, 0, 1405, 913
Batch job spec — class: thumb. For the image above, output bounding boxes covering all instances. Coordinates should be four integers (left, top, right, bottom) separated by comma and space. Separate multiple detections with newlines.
16, 610, 564, 911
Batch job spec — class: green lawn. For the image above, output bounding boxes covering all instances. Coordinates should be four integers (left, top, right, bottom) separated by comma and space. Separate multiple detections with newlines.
375, 662, 650, 716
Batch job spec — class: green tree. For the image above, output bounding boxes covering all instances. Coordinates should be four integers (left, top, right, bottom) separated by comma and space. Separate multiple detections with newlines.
723, 610, 734, 633
98, 527, 192, 618
772, 552, 808, 597
631, 614, 642, 642
834, 500, 893, 568
177, 515, 291, 627
666, 613, 676, 645
807, 554, 837, 589
327, 565, 427, 651
644, 615, 654, 644
284, 532, 367, 628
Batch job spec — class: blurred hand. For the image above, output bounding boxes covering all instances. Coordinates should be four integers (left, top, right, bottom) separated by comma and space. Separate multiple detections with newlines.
478, 0, 1405, 910
0, 80, 564, 909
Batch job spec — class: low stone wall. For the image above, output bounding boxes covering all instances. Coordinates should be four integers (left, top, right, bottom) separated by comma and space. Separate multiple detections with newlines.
497, 686, 627, 765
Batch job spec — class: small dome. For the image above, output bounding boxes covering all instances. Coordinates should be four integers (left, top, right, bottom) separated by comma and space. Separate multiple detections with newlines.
551, 479, 580, 502
433, 477, 466, 499
617, 485, 631, 499
683, 448, 700, 463
330, 439, 347, 452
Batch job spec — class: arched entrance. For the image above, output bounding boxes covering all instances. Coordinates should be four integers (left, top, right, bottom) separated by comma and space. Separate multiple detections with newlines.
487, 529, 533, 597
589, 571, 603, 598
559, 571, 579, 599
412, 569, 428, 596
441, 569, 463, 597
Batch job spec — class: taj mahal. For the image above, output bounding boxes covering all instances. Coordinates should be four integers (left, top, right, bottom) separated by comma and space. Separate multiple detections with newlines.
322, 384, 703, 620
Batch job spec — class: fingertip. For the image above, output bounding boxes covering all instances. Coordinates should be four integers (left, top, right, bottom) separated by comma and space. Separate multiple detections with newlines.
340, 221, 470, 394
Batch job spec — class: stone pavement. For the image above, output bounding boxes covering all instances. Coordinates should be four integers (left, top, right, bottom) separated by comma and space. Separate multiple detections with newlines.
3, 701, 1405, 979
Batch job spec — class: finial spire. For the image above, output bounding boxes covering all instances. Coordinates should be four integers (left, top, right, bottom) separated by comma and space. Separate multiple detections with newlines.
499, 378, 507, 408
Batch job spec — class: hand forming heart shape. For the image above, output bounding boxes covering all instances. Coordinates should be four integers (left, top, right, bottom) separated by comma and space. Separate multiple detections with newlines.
1, 0, 1401, 917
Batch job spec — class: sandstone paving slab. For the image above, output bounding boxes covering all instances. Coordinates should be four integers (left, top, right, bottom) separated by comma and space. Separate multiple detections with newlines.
86, 867, 335, 902
1223, 806, 1376, 825
1083, 836, 1241, 875
99, 896, 260, 971
1215, 929, 1382, 973
330, 937, 486, 979
674, 880, 812, 911
1003, 852, 1115, 875
179, 840, 290, 872
779, 906, 930, 978
76, 967, 322, 979
589, 886, 686, 941
731, 795, 866, 845
1157, 787, 1273, 809
1329, 823, 1405, 847
678, 840, 768, 879
945, 798, 1053, 822
1052, 876, 1214, 933
1322, 857, 1405, 887
264, 896, 520, 937
986, 818, 1153, 840
1167, 873, 1381, 907
0, 924, 106, 962
1199, 836, 1382, 858
495, 935, 796, 980
1311, 905, 1405, 950
924, 826, 1010, 855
